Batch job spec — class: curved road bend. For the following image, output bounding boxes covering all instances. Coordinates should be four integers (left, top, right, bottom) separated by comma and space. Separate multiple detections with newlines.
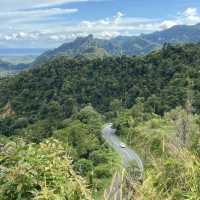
102, 124, 144, 199
102, 123, 144, 200
102, 123, 144, 172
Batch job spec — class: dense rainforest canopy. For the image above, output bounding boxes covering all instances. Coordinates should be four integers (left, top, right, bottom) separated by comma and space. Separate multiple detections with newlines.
1, 43, 200, 135
1, 43, 200, 199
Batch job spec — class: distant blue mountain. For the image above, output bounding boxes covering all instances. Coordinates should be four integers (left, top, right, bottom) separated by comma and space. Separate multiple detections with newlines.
0, 49, 46, 75
0, 58, 28, 71
2, 23, 200, 67
33, 23, 200, 66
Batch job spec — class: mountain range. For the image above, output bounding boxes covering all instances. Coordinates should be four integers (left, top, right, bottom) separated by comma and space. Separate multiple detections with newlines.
2, 23, 200, 69
33, 23, 200, 66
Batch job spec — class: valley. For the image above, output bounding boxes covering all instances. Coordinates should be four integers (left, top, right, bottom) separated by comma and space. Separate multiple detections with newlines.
1, 42, 200, 199
1, 2, 200, 199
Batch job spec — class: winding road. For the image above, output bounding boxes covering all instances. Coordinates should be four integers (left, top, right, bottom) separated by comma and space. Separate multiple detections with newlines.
102, 123, 144, 172
102, 123, 144, 199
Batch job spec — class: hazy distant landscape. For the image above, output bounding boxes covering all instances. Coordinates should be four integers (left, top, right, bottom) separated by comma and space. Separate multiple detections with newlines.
1, 1, 200, 200
2, 22, 200, 77
0, 48, 46, 64
1, 55, 36, 64
0, 48, 46, 77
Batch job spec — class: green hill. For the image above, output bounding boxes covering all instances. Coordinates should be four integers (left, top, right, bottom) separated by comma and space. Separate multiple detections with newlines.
1, 43, 200, 134
1, 43, 200, 199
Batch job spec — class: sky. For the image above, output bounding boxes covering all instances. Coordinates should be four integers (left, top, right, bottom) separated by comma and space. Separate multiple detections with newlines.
1, 0, 200, 48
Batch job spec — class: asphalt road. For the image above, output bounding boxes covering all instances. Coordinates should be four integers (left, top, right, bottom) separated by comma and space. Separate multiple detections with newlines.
102, 123, 144, 173
102, 123, 144, 199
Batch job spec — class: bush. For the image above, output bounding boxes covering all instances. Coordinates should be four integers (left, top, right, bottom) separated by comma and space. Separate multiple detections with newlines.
149, 118, 161, 129
0, 139, 92, 200
74, 159, 93, 176
94, 165, 112, 178
89, 150, 109, 166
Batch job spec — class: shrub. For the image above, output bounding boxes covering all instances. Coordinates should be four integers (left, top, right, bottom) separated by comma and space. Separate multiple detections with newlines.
0, 139, 92, 200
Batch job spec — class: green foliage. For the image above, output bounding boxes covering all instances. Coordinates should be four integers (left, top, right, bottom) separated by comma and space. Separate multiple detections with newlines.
2, 42, 200, 199
74, 159, 93, 176
53, 106, 120, 198
0, 139, 92, 200
89, 150, 110, 166
75, 105, 103, 133
137, 148, 200, 200
113, 105, 200, 199
94, 165, 112, 179
2, 44, 200, 136
0, 105, 120, 199
21, 120, 54, 143
55, 119, 100, 158
54, 106, 103, 159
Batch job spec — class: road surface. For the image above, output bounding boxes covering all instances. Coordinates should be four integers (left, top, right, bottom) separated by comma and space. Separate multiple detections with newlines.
102, 123, 144, 199
102, 123, 144, 174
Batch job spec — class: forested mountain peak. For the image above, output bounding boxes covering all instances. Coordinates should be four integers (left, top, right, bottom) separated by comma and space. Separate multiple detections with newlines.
33, 23, 200, 66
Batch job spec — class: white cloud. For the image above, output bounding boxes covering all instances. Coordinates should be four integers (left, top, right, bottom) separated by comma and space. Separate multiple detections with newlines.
0, 0, 93, 11
78, 11, 157, 39
1, 5, 200, 48
0, 8, 78, 23
33, 0, 90, 8
113, 12, 124, 24
49, 35, 67, 41
183, 7, 200, 24
159, 7, 200, 30
0, 10, 160, 48
159, 20, 178, 29
184, 8, 198, 17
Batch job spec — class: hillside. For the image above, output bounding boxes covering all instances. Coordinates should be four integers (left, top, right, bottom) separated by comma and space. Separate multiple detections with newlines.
1, 43, 200, 135
34, 23, 200, 66
33, 35, 112, 65
1, 43, 200, 199
111, 104, 200, 199
113, 23, 200, 55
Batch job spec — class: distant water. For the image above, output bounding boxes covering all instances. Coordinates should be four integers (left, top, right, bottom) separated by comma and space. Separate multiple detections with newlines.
0, 48, 48, 56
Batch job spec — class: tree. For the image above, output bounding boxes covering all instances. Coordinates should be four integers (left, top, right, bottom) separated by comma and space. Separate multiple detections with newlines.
110, 99, 122, 117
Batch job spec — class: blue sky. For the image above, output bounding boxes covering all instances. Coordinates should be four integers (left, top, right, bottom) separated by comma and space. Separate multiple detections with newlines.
1, 0, 200, 48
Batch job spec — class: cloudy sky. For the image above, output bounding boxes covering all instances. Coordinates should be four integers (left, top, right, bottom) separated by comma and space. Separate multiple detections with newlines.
1, 0, 200, 48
